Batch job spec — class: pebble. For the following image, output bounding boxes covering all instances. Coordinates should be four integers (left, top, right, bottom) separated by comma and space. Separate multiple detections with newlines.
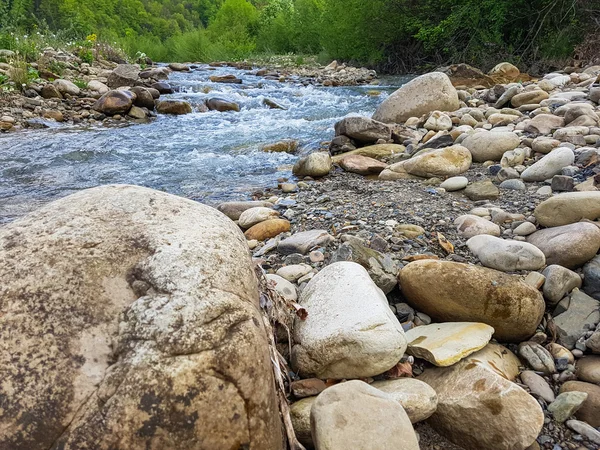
548, 391, 588, 422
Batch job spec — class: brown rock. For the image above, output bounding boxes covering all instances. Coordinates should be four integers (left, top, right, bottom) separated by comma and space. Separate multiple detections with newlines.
0, 185, 283, 450
42, 110, 64, 122
561, 381, 600, 427
399, 260, 545, 342
261, 139, 298, 153
92, 90, 135, 116
217, 201, 273, 221
209, 74, 242, 84
291, 378, 327, 398
130, 86, 156, 110
156, 100, 192, 115
244, 219, 291, 241
511, 90, 549, 107
206, 97, 240, 112
338, 154, 387, 175
41, 83, 63, 99
576, 356, 600, 384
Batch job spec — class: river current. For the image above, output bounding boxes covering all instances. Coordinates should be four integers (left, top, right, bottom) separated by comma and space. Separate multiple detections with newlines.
0, 65, 410, 223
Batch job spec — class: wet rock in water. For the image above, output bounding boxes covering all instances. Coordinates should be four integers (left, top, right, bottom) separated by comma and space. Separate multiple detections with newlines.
277, 229, 333, 255
418, 343, 544, 450
238, 206, 279, 229
548, 391, 588, 422
262, 98, 286, 109
206, 97, 240, 112
156, 100, 192, 115
334, 116, 391, 144
518, 341, 556, 374
130, 86, 156, 110
0, 185, 282, 450
466, 235, 546, 271
261, 139, 298, 153
384, 145, 472, 178
338, 154, 387, 175
290, 397, 315, 448
244, 218, 290, 241
534, 191, 600, 227
209, 74, 242, 84
371, 378, 438, 423
293, 152, 332, 177
107, 64, 140, 88
521, 147, 575, 182
462, 130, 520, 162
404, 322, 494, 366
373, 72, 459, 124
310, 381, 419, 450
151, 81, 174, 94
330, 237, 399, 294
542, 265, 582, 305
583, 255, 600, 300
53, 78, 80, 96
217, 201, 273, 221
553, 289, 600, 349
440, 176, 468, 191
527, 222, 600, 268
464, 180, 499, 200
399, 260, 544, 342
454, 214, 501, 238
139, 67, 169, 80
127, 105, 146, 119
520, 370, 555, 403
576, 356, 600, 384
41, 83, 63, 99
168, 62, 190, 71
292, 262, 407, 379
92, 90, 135, 116
561, 381, 600, 427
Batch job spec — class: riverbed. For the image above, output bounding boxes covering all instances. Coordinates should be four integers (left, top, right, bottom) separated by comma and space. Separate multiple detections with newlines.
0, 65, 411, 223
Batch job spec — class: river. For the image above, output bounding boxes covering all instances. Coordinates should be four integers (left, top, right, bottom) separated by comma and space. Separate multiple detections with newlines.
0, 65, 410, 223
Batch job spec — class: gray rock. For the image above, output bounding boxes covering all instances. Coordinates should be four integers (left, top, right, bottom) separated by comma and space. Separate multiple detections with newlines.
293, 152, 332, 177
542, 265, 582, 305
464, 180, 499, 200
467, 235, 546, 272
566, 420, 600, 445
548, 392, 588, 422
518, 341, 556, 374
440, 176, 468, 191
500, 179, 526, 190
551, 175, 574, 192
521, 147, 575, 182
277, 229, 333, 255
583, 255, 600, 300
334, 116, 391, 143
520, 370, 555, 403
107, 64, 140, 88
462, 131, 520, 162
553, 290, 600, 349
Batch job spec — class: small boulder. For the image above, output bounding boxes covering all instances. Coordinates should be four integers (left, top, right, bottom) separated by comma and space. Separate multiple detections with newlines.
107, 64, 140, 88
244, 219, 290, 241
130, 86, 156, 110
561, 381, 600, 427
454, 214, 501, 238
521, 147, 575, 182
334, 116, 391, 143
534, 191, 600, 227
385, 145, 472, 178
277, 229, 333, 255
464, 180, 499, 201
542, 265, 582, 305
292, 152, 332, 178
338, 154, 387, 175
371, 378, 438, 423
553, 290, 600, 349
440, 176, 468, 191
92, 90, 135, 116
206, 97, 240, 112
217, 201, 272, 220
156, 100, 192, 115
511, 90, 549, 107
238, 207, 279, 229
467, 235, 546, 271
261, 139, 298, 153
462, 131, 520, 162
53, 79, 80, 96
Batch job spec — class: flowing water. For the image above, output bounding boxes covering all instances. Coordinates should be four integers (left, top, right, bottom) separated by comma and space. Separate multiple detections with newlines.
0, 65, 411, 223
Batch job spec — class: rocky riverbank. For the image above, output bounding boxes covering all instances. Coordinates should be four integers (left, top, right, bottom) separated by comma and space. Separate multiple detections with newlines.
0, 49, 377, 133
2, 61, 600, 450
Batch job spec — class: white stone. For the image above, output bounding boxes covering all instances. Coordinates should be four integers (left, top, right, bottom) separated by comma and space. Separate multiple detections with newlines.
265, 274, 298, 301
371, 378, 438, 423
238, 206, 279, 229
454, 214, 501, 239
467, 235, 546, 271
521, 147, 575, 182
440, 176, 468, 191
276, 264, 312, 282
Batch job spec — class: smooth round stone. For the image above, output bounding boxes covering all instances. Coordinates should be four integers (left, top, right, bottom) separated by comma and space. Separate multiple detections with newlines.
454, 214, 501, 239
522, 148, 575, 182
467, 235, 546, 272
371, 378, 438, 423
500, 179, 526, 190
440, 176, 468, 191
576, 356, 600, 384
513, 222, 537, 236
528, 222, 600, 268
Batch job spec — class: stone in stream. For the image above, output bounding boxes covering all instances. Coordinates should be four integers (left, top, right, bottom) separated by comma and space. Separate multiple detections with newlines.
527, 222, 600, 268
584, 255, 600, 300
418, 343, 544, 450
209, 74, 242, 84
383, 145, 472, 179
130, 86, 155, 110
440, 176, 468, 191
237, 206, 279, 229
151, 81, 174, 94
404, 322, 494, 366
371, 378, 438, 424
107, 64, 140, 88
399, 260, 544, 342
548, 392, 588, 423
454, 214, 501, 238
561, 381, 600, 427
330, 237, 399, 294
292, 262, 407, 379
261, 139, 298, 153
520, 371, 555, 403
139, 67, 169, 80
334, 116, 392, 143
0, 185, 283, 450
542, 265, 582, 305
262, 98, 286, 109
310, 381, 419, 450
463, 180, 499, 200
92, 90, 135, 116
467, 235, 546, 272
372, 72, 459, 124
277, 229, 333, 255
217, 200, 273, 221
521, 147, 575, 182
292, 152, 332, 177
127, 105, 146, 119
206, 97, 240, 112
576, 356, 600, 384
53, 78, 81, 96
338, 154, 387, 175
462, 130, 520, 162
553, 289, 600, 349
168, 62, 190, 71
156, 100, 192, 115
244, 218, 290, 241
534, 191, 600, 227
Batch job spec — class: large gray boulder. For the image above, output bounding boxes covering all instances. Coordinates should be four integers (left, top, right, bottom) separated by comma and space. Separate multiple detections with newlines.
0, 185, 283, 450
107, 64, 140, 88
373, 72, 459, 124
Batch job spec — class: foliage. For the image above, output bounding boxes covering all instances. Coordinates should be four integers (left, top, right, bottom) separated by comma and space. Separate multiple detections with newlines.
72, 78, 87, 89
